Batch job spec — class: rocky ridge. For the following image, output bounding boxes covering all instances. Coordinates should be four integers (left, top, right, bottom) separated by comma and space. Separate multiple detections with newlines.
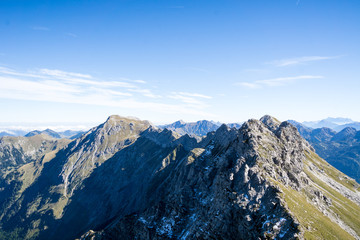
0, 115, 360, 240
79, 115, 360, 240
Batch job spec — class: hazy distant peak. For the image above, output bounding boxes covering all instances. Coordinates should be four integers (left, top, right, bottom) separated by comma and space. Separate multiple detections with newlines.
175, 120, 186, 124
302, 117, 358, 130
331, 127, 357, 142
160, 119, 220, 136
25, 129, 61, 138
324, 117, 353, 124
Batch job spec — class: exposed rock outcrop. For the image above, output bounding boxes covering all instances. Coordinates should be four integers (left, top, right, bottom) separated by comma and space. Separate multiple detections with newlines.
79, 117, 360, 240
1, 115, 360, 240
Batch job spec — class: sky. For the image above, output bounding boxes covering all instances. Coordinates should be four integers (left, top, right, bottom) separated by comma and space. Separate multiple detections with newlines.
1, 0, 360, 128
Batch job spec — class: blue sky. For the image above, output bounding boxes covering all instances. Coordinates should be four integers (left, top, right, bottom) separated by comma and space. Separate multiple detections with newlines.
1, 0, 360, 126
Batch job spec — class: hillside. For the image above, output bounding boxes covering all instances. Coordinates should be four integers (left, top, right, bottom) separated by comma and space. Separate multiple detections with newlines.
290, 120, 360, 183
0, 115, 359, 240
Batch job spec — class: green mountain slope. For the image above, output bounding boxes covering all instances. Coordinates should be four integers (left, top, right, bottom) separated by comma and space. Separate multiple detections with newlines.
0, 115, 359, 240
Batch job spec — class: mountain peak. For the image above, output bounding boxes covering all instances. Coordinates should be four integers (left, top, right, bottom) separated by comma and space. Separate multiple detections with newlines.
175, 119, 185, 124
101, 115, 151, 134
260, 115, 281, 132
25, 129, 61, 138
2, 115, 360, 240
106, 114, 139, 123
160, 119, 219, 136
331, 127, 357, 142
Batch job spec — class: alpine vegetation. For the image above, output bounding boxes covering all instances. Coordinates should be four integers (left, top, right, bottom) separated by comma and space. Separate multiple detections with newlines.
0, 115, 359, 239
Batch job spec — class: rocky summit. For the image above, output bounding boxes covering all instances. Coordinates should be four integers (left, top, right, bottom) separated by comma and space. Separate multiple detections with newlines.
0, 115, 360, 240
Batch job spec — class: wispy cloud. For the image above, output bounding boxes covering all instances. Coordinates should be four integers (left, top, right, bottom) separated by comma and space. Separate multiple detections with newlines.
65, 32, 77, 38
236, 75, 324, 89
129, 88, 162, 98
168, 92, 212, 109
133, 79, 146, 84
177, 92, 212, 99
39, 68, 92, 79
268, 56, 340, 67
0, 123, 95, 132
38, 68, 138, 88
0, 67, 214, 118
31, 26, 50, 31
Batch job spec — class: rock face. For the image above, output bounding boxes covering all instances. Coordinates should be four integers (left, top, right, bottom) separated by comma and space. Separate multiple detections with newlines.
77, 116, 359, 240
1, 115, 360, 240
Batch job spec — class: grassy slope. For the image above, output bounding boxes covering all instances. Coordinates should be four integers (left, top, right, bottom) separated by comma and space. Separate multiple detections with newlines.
272, 150, 360, 239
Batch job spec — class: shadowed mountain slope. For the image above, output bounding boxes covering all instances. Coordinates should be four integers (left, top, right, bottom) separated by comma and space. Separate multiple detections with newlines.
77, 116, 360, 240
1, 115, 360, 240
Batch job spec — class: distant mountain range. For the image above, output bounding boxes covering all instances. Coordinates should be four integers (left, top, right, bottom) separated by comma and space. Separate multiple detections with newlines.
0, 130, 28, 137
302, 117, 360, 131
159, 120, 220, 136
1, 115, 360, 239
289, 120, 360, 183
159, 120, 243, 136
1, 117, 358, 139
25, 129, 85, 139
0, 128, 85, 139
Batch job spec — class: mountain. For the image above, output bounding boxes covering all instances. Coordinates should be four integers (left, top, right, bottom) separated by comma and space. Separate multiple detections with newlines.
24, 129, 85, 139
303, 119, 339, 129
1, 115, 360, 239
303, 117, 354, 128
325, 117, 354, 125
0, 115, 153, 239
0, 132, 15, 137
290, 121, 360, 183
302, 117, 360, 131
334, 122, 360, 132
0, 134, 70, 169
160, 120, 243, 137
226, 122, 243, 128
68, 131, 86, 139
25, 129, 62, 138
58, 130, 86, 139
0, 130, 28, 137
160, 120, 220, 136
0, 134, 71, 239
